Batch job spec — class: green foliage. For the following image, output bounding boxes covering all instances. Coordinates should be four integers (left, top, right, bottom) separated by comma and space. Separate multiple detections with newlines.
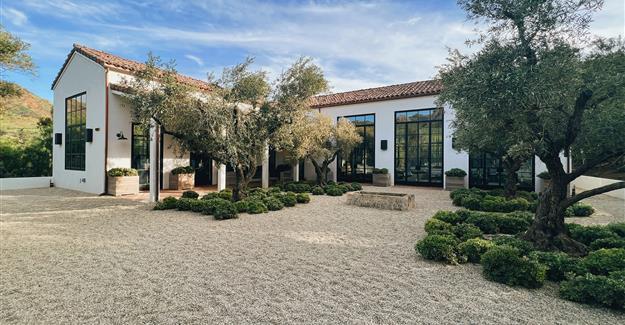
567, 224, 619, 246
460, 210, 532, 234
560, 273, 625, 310
491, 236, 535, 256
296, 193, 310, 203
372, 168, 388, 174
277, 192, 297, 207
607, 223, 625, 237
201, 192, 220, 200
432, 211, 464, 225
529, 251, 584, 282
0, 117, 52, 177
283, 182, 312, 193
444, 168, 467, 177
415, 234, 462, 264
453, 223, 484, 241
465, 212, 498, 234
171, 166, 194, 175
246, 200, 268, 214
176, 198, 207, 212
234, 200, 249, 213
311, 186, 325, 195
181, 190, 199, 199
153, 196, 178, 210
581, 248, 625, 276
218, 189, 233, 201
212, 200, 238, 220
325, 186, 344, 196
481, 245, 546, 288
589, 237, 625, 251
0, 28, 35, 97
565, 202, 595, 217
263, 197, 284, 211
350, 182, 362, 191
424, 218, 454, 235
458, 238, 495, 263
107, 168, 138, 177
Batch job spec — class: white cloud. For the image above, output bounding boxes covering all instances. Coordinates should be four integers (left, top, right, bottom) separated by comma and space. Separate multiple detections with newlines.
185, 54, 204, 66
1, 8, 28, 26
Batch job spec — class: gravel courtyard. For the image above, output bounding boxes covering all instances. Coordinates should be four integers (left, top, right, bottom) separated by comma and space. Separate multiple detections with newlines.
1, 187, 623, 324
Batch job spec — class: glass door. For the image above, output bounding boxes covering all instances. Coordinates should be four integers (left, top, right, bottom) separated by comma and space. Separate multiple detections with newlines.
469, 152, 535, 190
131, 124, 150, 189
395, 108, 443, 186
338, 114, 375, 183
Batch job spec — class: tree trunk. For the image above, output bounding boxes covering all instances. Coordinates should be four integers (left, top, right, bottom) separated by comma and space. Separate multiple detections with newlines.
522, 156, 587, 256
310, 159, 325, 185
502, 158, 522, 198
233, 166, 244, 202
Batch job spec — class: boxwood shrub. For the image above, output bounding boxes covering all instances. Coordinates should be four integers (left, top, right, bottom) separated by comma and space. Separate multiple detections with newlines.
296, 193, 310, 203
589, 237, 625, 251
153, 196, 177, 210
176, 198, 200, 211
529, 251, 584, 282
171, 166, 194, 175
325, 186, 344, 196
264, 197, 284, 211
212, 200, 238, 220
559, 273, 625, 309
481, 245, 546, 288
424, 218, 454, 235
415, 234, 461, 264
458, 238, 494, 263
566, 224, 619, 246
444, 168, 467, 177
432, 210, 464, 225
453, 223, 484, 241
311, 186, 325, 195
218, 189, 233, 201
277, 192, 297, 207
181, 190, 199, 199
234, 200, 249, 213
200, 198, 230, 215
581, 248, 625, 276
491, 236, 535, 256
246, 200, 268, 214
350, 182, 362, 191
607, 223, 625, 237
565, 202, 595, 217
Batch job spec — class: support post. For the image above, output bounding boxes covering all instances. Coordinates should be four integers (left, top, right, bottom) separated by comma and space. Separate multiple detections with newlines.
149, 119, 159, 202
217, 164, 226, 191
262, 145, 269, 188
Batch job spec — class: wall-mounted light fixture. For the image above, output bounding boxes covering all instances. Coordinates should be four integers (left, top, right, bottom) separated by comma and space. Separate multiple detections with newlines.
54, 133, 62, 145
116, 131, 128, 140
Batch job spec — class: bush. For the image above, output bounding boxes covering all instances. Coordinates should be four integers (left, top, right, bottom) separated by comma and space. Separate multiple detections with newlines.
311, 186, 325, 195
432, 211, 463, 225
201, 192, 220, 200
296, 193, 310, 203
153, 196, 177, 210
607, 223, 625, 237
506, 211, 534, 224
107, 167, 138, 177
181, 190, 199, 199
424, 218, 454, 235
199, 198, 229, 214
492, 236, 535, 256
461, 196, 482, 210
445, 168, 467, 177
496, 215, 531, 234
264, 197, 284, 211
529, 251, 584, 282
267, 186, 282, 194
415, 235, 461, 264
234, 200, 249, 213
336, 185, 350, 193
453, 223, 484, 241
246, 200, 268, 214
171, 166, 194, 175
372, 168, 388, 174
589, 237, 625, 251
481, 245, 546, 288
567, 224, 618, 246
560, 273, 625, 309
350, 182, 362, 191
284, 182, 312, 193
217, 189, 232, 201
581, 248, 625, 276
212, 200, 238, 220
277, 192, 297, 207
325, 186, 344, 196
566, 202, 594, 217
458, 238, 495, 263
176, 198, 198, 211
465, 212, 499, 234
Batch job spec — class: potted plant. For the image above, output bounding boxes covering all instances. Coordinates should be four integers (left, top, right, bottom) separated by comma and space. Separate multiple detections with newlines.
107, 168, 139, 196
444, 168, 467, 191
537, 171, 551, 194
372, 168, 391, 187
170, 166, 195, 190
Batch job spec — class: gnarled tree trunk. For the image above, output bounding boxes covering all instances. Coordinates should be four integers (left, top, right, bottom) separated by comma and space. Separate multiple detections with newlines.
502, 158, 522, 199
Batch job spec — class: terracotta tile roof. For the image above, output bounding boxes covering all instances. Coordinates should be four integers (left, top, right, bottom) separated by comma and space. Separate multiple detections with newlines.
51, 44, 213, 91
311, 80, 442, 108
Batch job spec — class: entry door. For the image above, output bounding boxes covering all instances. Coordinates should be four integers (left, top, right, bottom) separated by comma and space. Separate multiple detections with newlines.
394, 108, 443, 186
131, 124, 150, 188
190, 152, 212, 186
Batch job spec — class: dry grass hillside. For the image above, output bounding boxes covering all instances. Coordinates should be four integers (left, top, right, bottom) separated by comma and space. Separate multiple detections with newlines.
0, 84, 52, 143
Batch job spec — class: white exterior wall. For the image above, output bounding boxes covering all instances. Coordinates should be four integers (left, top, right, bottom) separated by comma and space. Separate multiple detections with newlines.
52, 52, 106, 194
162, 134, 190, 189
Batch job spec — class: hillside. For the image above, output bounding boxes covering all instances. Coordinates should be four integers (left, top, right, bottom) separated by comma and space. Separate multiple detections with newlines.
0, 84, 52, 143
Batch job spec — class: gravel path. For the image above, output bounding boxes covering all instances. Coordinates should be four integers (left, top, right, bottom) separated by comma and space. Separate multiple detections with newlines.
1, 187, 623, 324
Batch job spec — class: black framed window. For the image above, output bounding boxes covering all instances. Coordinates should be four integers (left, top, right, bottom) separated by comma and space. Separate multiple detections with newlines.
338, 114, 375, 183
65, 92, 86, 170
131, 124, 150, 187
468, 153, 535, 190
394, 108, 444, 186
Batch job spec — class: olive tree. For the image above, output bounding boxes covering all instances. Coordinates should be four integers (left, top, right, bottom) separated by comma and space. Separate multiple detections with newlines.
124, 56, 327, 201
0, 26, 35, 99
441, 0, 625, 254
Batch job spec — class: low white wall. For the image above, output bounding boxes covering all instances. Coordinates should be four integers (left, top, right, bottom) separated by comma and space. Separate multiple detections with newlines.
1, 177, 52, 190
573, 175, 625, 200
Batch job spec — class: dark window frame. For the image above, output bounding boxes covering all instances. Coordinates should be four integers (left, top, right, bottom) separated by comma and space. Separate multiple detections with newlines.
468, 152, 536, 191
337, 113, 376, 183
64, 92, 87, 171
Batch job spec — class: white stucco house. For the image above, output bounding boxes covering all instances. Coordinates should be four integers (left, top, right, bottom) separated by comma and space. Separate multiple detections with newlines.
51, 44, 561, 197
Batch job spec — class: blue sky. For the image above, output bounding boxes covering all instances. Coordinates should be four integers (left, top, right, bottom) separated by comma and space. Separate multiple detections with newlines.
2, 0, 623, 101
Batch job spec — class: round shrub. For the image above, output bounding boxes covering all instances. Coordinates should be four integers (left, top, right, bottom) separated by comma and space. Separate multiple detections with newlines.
278, 192, 297, 207
461, 196, 482, 210
492, 236, 535, 256
337, 185, 349, 193
264, 197, 284, 211
296, 193, 310, 203
171, 166, 194, 175
465, 212, 498, 234
432, 211, 463, 225
218, 189, 233, 201
607, 223, 625, 237
248, 187, 267, 197
415, 234, 461, 264
107, 167, 138, 177
154, 196, 177, 210
589, 237, 625, 251
424, 218, 454, 235
200, 198, 229, 215
325, 186, 344, 196
568, 224, 619, 246
246, 200, 268, 214
458, 238, 495, 263
311, 186, 325, 195
529, 251, 584, 282
176, 198, 196, 211
560, 273, 625, 309
181, 190, 199, 199
444, 168, 467, 177
506, 211, 534, 224
496, 215, 531, 234
453, 223, 483, 241
581, 248, 625, 276
201, 192, 220, 200
566, 202, 594, 217
350, 182, 362, 191
267, 186, 282, 194
213, 200, 238, 220
234, 200, 249, 213
481, 245, 546, 288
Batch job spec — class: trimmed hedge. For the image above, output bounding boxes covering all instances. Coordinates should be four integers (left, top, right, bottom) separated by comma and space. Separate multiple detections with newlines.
581, 248, 625, 276
264, 197, 284, 211
481, 245, 546, 288
458, 238, 494, 263
565, 202, 595, 217
296, 193, 310, 203
311, 186, 325, 195
450, 188, 537, 213
589, 237, 625, 251
453, 223, 483, 241
234, 200, 249, 213
607, 223, 625, 237
153, 196, 177, 210
491, 236, 535, 256
560, 273, 625, 309
566, 224, 619, 246
529, 251, 584, 282
432, 210, 464, 225
246, 200, 268, 214
424, 218, 453, 235
351, 182, 363, 191
325, 186, 344, 196
171, 166, 194, 175
181, 190, 199, 199
415, 234, 461, 264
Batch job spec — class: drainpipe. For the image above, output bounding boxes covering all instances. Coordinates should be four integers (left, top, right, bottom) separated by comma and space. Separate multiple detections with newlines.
104, 68, 110, 195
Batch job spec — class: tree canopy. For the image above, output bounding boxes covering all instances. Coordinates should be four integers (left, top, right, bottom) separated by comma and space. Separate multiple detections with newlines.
0, 26, 35, 98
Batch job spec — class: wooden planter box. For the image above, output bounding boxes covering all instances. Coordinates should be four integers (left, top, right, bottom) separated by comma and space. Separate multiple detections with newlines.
372, 173, 391, 187
107, 176, 139, 196
445, 176, 466, 191
170, 173, 195, 190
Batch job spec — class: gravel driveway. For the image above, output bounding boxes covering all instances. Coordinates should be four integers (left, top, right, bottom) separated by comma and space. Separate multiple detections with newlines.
1, 187, 623, 324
